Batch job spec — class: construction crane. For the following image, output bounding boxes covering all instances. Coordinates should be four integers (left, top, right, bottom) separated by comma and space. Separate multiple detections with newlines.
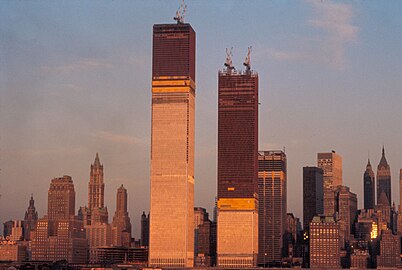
174, 0, 187, 24
224, 47, 235, 72
243, 46, 252, 71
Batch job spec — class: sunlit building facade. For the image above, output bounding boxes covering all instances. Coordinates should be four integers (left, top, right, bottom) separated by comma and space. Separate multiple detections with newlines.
149, 21, 196, 267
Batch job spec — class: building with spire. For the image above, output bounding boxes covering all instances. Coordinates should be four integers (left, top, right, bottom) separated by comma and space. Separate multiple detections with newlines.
217, 48, 259, 267
398, 169, 402, 234
363, 159, 375, 209
377, 147, 391, 206
24, 194, 38, 241
149, 10, 196, 267
112, 185, 132, 247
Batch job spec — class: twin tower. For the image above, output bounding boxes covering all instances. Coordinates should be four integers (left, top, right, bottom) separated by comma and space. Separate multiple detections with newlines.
149, 19, 258, 267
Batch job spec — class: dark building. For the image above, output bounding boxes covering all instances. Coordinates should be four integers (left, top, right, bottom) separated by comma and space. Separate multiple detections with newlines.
217, 70, 259, 199
152, 23, 195, 81
140, 211, 149, 247
303, 166, 324, 229
216, 53, 259, 267
3, 220, 13, 237
24, 194, 38, 241
363, 159, 375, 209
377, 147, 391, 206
258, 150, 287, 267
90, 246, 148, 265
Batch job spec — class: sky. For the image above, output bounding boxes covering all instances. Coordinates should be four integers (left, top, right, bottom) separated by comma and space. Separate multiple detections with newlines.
0, 1, 401, 238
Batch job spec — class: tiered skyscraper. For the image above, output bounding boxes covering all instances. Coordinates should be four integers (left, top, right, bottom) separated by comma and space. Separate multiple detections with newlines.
258, 151, 287, 267
363, 159, 375, 209
217, 51, 258, 267
377, 147, 391, 206
149, 15, 196, 266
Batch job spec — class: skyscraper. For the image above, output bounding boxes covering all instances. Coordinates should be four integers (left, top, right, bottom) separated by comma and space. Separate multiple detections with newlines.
24, 194, 38, 241
258, 151, 287, 267
31, 175, 88, 263
317, 151, 342, 189
363, 159, 375, 209
377, 147, 391, 206
217, 51, 259, 267
88, 153, 108, 223
303, 166, 324, 229
149, 14, 196, 267
47, 175, 76, 220
112, 185, 132, 247
140, 212, 149, 247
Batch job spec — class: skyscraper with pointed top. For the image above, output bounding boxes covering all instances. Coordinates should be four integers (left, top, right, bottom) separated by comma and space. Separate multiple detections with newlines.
24, 194, 38, 241
149, 11, 196, 267
377, 147, 391, 206
363, 159, 375, 209
397, 169, 402, 234
112, 185, 132, 247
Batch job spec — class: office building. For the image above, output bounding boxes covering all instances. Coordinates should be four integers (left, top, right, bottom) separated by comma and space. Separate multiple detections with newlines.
258, 151, 286, 266
398, 169, 402, 234
303, 166, 324, 229
317, 151, 342, 189
31, 176, 88, 264
0, 240, 27, 262
377, 147, 391, 206
363, 159, 375, 209
309, 216, 340, 268
377, 229, 400, 268
112, 185, 132, 247
149, 16, 196, 267
217, 52, 258, 267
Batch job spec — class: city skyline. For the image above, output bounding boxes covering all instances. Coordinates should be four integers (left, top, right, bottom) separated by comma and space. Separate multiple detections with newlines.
1, 1, 402, 239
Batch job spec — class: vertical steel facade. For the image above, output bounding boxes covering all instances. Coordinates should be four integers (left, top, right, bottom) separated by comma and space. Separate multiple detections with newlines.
258, 151, 287, 267
149, 23, 195, 268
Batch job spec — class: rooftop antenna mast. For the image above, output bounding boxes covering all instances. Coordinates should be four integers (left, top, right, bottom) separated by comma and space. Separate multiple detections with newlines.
224, 47, 235, 73
174, 0, 187, 24
243, 46, 252, 72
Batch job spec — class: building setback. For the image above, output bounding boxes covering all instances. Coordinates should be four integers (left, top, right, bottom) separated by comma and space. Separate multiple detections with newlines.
217, 58, 259, 267
112, 185, 132, 247
363, 159, 375, 209
303, 166, 324, 229
149, 20, 196, 267
258, 150, 287, 267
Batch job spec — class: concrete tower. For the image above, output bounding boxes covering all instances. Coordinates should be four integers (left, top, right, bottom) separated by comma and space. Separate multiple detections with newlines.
377, 147, 391, 206
363, 159, 375, 209
217, 50, 259, 267
149, 16, 196, 267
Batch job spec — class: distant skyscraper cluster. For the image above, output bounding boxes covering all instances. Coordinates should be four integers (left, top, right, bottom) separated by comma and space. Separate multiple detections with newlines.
2, 7, 402, 270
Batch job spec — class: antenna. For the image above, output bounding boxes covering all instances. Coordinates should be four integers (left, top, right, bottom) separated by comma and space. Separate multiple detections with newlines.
224, 47, 235, 72
173, 0, 186, 24
243, 46, 252, 71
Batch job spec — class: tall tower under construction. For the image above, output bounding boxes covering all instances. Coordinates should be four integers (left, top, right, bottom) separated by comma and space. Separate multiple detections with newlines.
149, 11, 196, 267
217, 48, 259, 267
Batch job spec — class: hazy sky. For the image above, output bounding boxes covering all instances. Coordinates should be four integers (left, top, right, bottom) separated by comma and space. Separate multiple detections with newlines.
1, 1, 401, 238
